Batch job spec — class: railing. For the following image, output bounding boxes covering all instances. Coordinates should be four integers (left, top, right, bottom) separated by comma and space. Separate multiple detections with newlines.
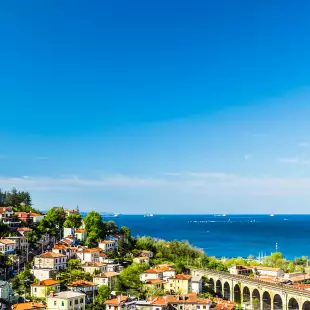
192, 268, 310, 297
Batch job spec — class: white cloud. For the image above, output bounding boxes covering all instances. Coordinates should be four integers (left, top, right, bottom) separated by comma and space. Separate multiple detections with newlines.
279, 157, 310, 164
1, 172, 310, 196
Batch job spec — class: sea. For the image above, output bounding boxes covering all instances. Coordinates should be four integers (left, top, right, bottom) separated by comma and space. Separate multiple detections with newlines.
84, 214, 310, 260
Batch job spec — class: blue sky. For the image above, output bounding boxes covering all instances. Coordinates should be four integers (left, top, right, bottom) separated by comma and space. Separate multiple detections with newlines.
1, 0, 310, 213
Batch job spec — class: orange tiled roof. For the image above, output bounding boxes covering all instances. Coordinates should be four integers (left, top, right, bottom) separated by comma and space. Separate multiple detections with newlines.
94, 272, 119, 278
82, 262, 106, 267
32, 279, 60, 286
38, 251, 66, 258
99, 240, 116, 244
75, 229, 87, 233
82, 247, 102, 253
0, 207, 13, 214
165, 293, 211, 304
148, 297, 167, 306
144, 268, 163, 274
68, 280, 97, 287
53, 244, 68, 250
17, 227, 33, 232
0, 238, 16, 245
145, 279, 165, 284
171, 274, 191, 280
104, 296, 128, 306
12, 302, 46, 310
29, 212, 42, 217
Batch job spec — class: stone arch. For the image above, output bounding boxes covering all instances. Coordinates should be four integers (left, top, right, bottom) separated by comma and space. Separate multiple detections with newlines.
223, 282, 230, 300
233, 284, 241, 303
216, 279, 222, 297
208, 278, 215, 292
262, 291, 271, 310
243, 286, 251, 303
288, 298, 299, 310
302, 301, 310, 310
273, 294, 283, 310
252, 289, 261, 310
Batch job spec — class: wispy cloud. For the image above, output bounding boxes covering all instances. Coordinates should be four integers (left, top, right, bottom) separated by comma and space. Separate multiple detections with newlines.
1, 172, 310, 196
298, 142, 309, 148
279, 157, 310, 164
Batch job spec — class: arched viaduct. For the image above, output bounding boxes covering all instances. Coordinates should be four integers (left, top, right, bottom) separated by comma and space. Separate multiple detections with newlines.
192, 269, 310, 310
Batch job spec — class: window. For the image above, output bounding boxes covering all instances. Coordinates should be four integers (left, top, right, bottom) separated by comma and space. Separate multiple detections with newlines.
34, 288, 37, 292
203, 307, 206, 309
197, 307, 200, 309
75, 300, 78, 305
62, 301, 64, 306
80, 298, 83, 303
56, 259, 58, 263
70, 301, 72, 306
54, 301, 57, 306
180, 307, 183, 310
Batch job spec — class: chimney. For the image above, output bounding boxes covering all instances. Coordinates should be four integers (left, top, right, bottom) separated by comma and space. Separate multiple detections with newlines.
118, 296, 121, 304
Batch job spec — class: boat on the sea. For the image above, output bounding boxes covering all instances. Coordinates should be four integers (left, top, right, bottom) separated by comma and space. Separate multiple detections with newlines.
144, 213, 154, 217
270, 213, 275, 217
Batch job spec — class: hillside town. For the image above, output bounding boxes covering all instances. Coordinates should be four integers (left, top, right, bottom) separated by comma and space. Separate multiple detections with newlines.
1, 190, 310, 310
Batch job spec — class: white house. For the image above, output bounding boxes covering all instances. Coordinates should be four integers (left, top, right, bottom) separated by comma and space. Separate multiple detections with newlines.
63, 228, 75, 238
52, 244, 75, 259
191, 274, 203, 293
93, 272, 120, 288
98, 240, 118, 252
140, 268, 163, 282
76, 248, 101, 263
29, 212, 45, 223
31, 268, 57, 281
67, 280, 98, 303
7, 235, 28, 251
0, 207, 14, 222
0, 239, 16, 255
46, 291, 86, 310
0, 280, 17, 305
250, 266, 285, 277
34, 252, 67, 270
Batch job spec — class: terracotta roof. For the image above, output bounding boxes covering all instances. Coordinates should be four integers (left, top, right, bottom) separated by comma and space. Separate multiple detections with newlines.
104, 296, 128, 306
143, 268, 163, 274
145, 279, 165, 284
17, 227, 33, 232
53, 244, 68, 250
148, 297, 167, 306
15, 212, 29, 217
68, 280, 97, 287
29, 212, 42, 217
81, 247, 102, 253
38, 252, 66, 258
75, 229, 87, 233
213, 298, 236, 310
0, 207, 13, 214
94, 272, 119, 278
0, 238, 16, 245
82, 262, 106, 267
249, 266, 282, 272
99, 240, 116, 244
165, 293, 211, 304
12, 302, 46, 310
171, 274, 191, 280
32, 279, 60, 287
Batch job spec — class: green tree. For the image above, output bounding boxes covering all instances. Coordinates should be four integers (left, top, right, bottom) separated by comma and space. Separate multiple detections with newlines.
119, 263, 148, 292
64, 214, 82, 228
68, 259, 82, 270
86, 230, 101, 248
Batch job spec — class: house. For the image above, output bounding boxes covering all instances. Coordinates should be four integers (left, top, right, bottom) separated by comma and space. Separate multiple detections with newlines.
74, 229, 87, 242
250, 266, 285, 278
98, 252, 108, 262
228, 265, 253, 276
76, 248, 101, 263
137, 297, 168, 310
0, 239, 16, 255
104, 296, 128, 310
12, 302, 46, 310
46, 291, 86, 310
165, 293, 212, 310
93, 272, 120, 288
31, 268, 57, 281
29, 212, 44, 223
191, 275, 203, 294
98, 240, 118, 252
34, 252, 67, 270
31, 279, 61, 299
106, 262, 123, 273
213, 298, 236, 310
17, 227, 33, 236
7, 235, 28, 251
52, 244, 75, 259
15, 212, 31, 224
67, 280, 98, 303
140, 266, 175, 282
0, 208, 20, 228
0, 280, 18, 305
140, 268, 163, 282
165, 274, 192, 294
82, 262, 107, 274
138, 250, 154, 258
133, 256, 150, 264
144, 279, 165, 290
63, 228, 75, 239
65, 209, 79, 216
60, 236, 78, 247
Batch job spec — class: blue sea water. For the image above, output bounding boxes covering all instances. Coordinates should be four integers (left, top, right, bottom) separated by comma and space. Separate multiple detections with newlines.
92, 214, 310, 260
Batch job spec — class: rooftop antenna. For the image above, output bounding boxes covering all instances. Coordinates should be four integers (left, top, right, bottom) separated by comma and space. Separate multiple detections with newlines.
276, 241, 278, 252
